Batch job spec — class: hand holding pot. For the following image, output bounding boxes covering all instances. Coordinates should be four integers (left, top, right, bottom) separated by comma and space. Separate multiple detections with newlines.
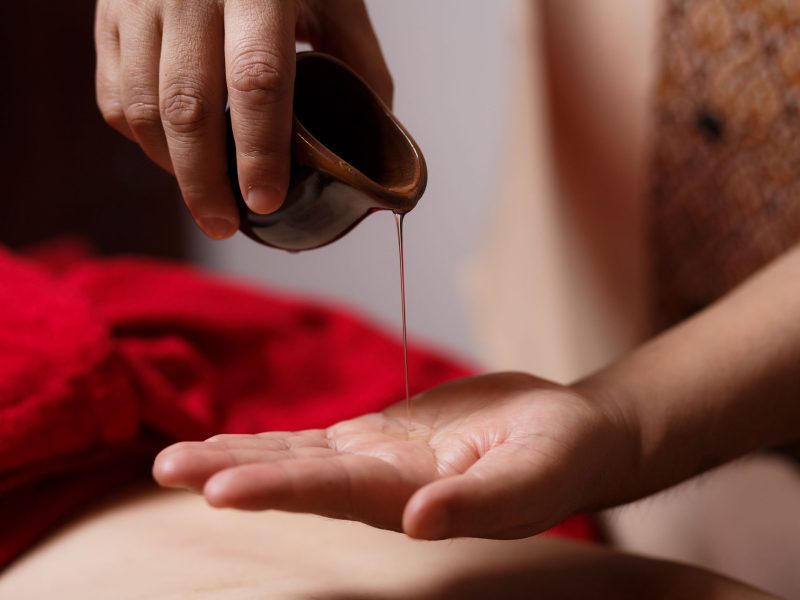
94, 0, 392, 239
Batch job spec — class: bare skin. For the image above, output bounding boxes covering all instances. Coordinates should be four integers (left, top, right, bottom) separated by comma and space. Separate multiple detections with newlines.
156, 245, 800, 543
94, 0, 392, 239
156, 373, 630, 540
0, 484, 775, 600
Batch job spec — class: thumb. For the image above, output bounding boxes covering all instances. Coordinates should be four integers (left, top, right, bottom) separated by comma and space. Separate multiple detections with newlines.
402, 446, 571, 540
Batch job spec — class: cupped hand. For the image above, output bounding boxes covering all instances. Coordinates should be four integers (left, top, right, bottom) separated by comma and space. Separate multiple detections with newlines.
154, 372, 637, 540
95, 0, 392, 239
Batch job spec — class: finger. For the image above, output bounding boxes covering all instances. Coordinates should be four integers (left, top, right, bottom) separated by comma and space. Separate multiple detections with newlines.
225, 0, 295, 214
153, 441, 332, 490
118, 3, 172, 172
403, 446, 563, 540
156, 431, 328, 461
153, 430, 333, 487
204, 455, 414, 529
206, 429, 328, 446
154, 445, 244, 490
202, 436, 293, 449
160, 3, 238, 239
311, 0, 394, 106
94, 2, 134, 139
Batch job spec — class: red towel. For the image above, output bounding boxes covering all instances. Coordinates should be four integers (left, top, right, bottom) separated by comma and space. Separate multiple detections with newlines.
0, 243, 596, 568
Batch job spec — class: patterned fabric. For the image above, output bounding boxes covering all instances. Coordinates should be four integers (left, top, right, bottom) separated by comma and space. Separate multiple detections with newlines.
652, 0, 800, 325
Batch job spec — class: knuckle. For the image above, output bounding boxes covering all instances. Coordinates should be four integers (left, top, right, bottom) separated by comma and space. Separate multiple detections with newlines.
160, 82, 209, 134
124, 92, 161, 130
238, 145, 280, 162
229, 47, 288, 105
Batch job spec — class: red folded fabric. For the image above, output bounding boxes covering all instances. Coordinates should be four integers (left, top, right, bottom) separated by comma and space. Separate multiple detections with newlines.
0, 243, 595, 569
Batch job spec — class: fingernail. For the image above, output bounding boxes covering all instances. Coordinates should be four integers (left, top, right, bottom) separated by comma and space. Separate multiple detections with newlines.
198, 216, 237, 240
246, 185, 283, 214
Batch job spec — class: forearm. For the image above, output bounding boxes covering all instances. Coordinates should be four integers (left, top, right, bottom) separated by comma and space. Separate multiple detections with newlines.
576, 244, 800, 505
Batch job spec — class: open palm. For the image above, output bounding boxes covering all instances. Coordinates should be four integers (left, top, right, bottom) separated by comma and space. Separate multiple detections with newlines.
154, 372, 629, 539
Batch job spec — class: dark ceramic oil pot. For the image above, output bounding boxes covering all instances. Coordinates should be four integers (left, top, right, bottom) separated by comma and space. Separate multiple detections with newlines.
226, 52, 427, 251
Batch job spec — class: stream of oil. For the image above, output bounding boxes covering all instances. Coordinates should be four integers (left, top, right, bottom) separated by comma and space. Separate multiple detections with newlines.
393, 212, 411, 434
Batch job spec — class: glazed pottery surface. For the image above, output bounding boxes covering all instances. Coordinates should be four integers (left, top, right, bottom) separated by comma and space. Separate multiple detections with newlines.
227, 52, 427, 251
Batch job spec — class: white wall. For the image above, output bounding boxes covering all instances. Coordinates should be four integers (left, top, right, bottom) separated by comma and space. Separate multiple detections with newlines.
189, 0, 515, 364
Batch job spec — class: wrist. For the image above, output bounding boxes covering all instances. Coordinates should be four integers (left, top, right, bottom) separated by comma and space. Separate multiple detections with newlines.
569, 376, 647, 511
572, 359, 722, 507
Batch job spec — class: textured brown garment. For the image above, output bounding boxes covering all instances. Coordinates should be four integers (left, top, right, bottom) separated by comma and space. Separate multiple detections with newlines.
653, 0, 800, 326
